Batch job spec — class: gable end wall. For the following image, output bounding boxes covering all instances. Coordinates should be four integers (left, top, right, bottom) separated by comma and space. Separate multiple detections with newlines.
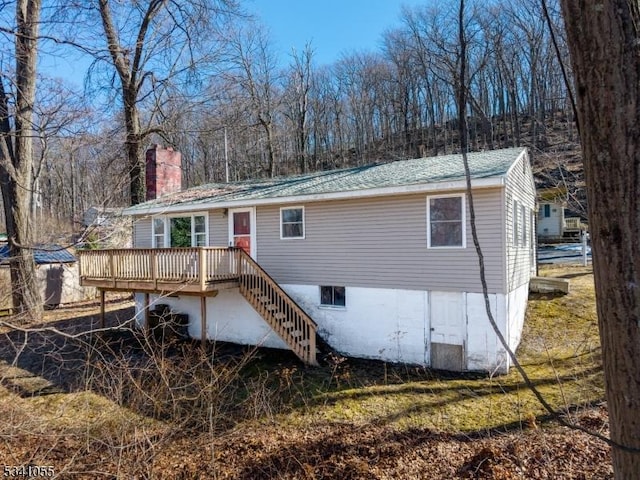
505, 151, 536, 291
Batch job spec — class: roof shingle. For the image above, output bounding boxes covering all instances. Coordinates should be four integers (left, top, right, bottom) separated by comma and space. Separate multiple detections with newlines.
126, 147, 525, 213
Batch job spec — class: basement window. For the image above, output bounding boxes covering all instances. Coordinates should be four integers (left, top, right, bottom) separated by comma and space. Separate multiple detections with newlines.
320, 286, 346, 307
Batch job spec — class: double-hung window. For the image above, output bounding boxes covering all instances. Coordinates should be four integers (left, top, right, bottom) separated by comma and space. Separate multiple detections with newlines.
513, 200, 520, 245
513, 200, 528, 246
427, 194, 465, 248
152, 213, 208, 247
280, 207, 305, 239
521, 204, 527, 246
153, 218, 166, 248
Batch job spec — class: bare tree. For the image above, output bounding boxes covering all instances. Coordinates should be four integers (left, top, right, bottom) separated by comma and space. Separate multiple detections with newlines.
0, 0, 43, 318
93, 0, 239, 205
283, 44, 313, 173
227, 22, 282, 178
560, 1, 640, 476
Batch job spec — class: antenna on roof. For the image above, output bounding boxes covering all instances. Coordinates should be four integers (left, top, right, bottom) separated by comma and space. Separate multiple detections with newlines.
225, 127, 229, 183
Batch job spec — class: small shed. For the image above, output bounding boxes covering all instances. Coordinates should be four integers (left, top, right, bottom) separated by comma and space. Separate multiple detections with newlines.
0, 244, 96, 308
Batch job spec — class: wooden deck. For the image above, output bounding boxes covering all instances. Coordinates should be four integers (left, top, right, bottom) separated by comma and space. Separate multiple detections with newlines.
78, 247, 241, 294
78, 247, 319, 365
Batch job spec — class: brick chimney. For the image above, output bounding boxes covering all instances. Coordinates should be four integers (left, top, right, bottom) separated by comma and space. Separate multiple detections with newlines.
145, 145, 182, 201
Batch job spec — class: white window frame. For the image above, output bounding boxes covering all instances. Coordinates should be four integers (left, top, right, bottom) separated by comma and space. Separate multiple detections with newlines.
426, 193, 466, 249
151, 212, 209, 248
513, 199, 520, 246
521, 203, 527, 246
280, 206, 305, 240
319, 285, 346, 308
152, 217, 166, 248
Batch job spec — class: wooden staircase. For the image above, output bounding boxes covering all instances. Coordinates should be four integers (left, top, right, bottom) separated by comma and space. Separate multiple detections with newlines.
237, 250, 319, 366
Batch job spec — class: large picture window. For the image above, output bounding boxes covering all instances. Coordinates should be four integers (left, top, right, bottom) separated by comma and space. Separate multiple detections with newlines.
427, 194, 465, 248
152, 213, 208, 247
280, 207, 305, 239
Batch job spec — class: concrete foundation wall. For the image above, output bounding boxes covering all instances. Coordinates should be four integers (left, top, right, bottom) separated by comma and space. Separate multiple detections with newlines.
135, 282, 529, 373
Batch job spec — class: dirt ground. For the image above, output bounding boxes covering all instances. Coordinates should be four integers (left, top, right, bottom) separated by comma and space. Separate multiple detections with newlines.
0, 269, 615, 479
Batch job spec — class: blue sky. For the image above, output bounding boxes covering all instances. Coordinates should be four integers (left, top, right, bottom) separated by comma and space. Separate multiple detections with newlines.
40, 1, 426, 87
248, 0, 426, 66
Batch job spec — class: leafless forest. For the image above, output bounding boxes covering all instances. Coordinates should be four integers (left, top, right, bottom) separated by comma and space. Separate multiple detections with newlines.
1, 0, 579, 241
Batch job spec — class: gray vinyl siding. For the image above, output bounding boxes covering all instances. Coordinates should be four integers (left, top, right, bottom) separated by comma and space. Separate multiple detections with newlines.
131, 182, 521, 294
505, 151, 536, 291
255, 190, 506, 294
208, 210, 228, 246
133, 216, 152, 248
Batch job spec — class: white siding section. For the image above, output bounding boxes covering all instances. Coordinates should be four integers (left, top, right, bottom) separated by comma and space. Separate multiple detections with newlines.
537, 203, 564, 238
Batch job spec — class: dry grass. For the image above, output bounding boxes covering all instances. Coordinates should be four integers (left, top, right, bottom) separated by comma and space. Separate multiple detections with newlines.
0, 264, 611, 479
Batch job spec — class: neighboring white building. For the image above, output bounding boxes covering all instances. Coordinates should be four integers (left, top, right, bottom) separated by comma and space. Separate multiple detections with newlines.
80, 147, 536, 374
537, 201, 565, 239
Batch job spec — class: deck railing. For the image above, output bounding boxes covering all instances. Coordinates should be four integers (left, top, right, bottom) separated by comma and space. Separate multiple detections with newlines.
79, 247, 319, 365
78, 247, 239, 289
564, 217, 584, 231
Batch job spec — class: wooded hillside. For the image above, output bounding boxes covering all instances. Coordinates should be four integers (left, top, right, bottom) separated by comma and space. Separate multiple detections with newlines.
1, 0, 583, 239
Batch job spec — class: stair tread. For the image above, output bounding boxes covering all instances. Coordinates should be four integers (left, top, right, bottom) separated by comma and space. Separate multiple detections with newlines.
238, 268, 318, 366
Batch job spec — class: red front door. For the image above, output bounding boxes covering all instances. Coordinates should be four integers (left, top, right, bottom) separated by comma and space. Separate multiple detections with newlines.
232, 210, 251, 255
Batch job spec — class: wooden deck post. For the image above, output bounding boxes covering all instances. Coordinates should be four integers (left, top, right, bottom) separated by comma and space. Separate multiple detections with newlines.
151, 249, 158, 290
199, 248, 207, 291
99, 290, 105, 329
144, 293, 150, 336
109, 251, 116, 288
200, 295, 207, 347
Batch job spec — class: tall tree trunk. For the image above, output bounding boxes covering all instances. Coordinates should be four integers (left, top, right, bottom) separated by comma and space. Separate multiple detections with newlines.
560, 1, 640, 477
123, 88, 143, 204
0, 0, 42, 318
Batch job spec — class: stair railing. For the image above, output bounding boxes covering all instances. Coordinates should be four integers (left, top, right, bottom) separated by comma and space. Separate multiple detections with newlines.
235, 248, 318, 366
